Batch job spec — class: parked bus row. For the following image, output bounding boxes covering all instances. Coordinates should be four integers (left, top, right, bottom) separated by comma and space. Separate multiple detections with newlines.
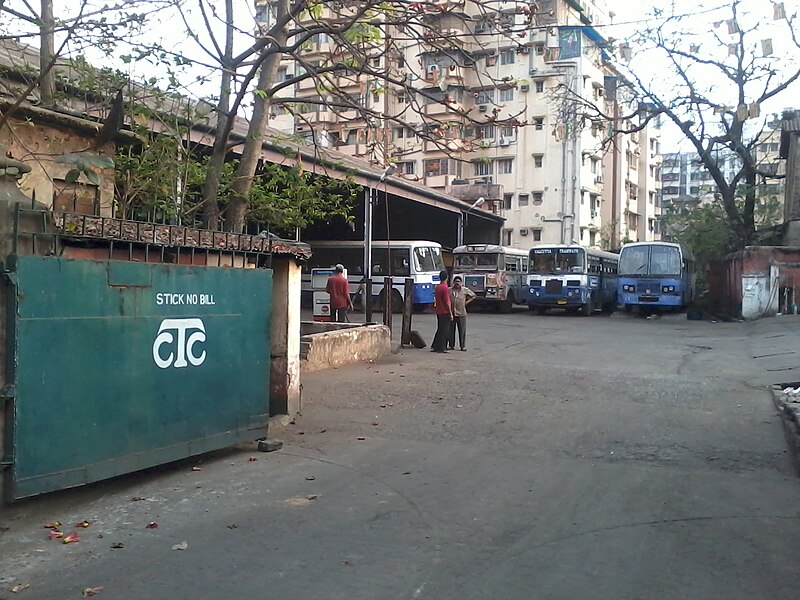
302, 239, 695, 316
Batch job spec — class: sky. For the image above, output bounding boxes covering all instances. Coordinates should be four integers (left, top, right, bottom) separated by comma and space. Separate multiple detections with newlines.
3, 0, 798, 153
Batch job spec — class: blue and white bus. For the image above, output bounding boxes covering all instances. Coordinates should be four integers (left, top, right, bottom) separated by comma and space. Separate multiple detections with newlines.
302, 240, 445, 312
452, 244, 528, 313
522, 245, 619, 316
618, 241, 695, 312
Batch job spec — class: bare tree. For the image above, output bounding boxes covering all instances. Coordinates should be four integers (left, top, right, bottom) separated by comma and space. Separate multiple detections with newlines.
555, 0, 800, 250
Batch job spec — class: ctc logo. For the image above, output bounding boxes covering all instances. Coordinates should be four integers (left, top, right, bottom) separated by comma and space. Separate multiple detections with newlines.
152, 318, 207, 369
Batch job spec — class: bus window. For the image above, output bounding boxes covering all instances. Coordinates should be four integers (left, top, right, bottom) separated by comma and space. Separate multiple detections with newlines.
414, 246, 444, 273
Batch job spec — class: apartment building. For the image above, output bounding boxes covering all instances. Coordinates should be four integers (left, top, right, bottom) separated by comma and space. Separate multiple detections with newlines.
257, 0, 660, 250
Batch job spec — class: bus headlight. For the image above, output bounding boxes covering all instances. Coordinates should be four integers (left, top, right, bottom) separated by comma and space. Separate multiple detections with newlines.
662, 285, 675, 293
623, 284, 634, 293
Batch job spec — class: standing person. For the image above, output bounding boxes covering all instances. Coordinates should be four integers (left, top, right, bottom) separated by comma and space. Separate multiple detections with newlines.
431, 270, 453, 353
326, 264, 353, 322
448, 276, 476, 351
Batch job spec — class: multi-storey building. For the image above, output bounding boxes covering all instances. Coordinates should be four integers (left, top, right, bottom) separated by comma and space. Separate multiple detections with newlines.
258, 0, 663, 250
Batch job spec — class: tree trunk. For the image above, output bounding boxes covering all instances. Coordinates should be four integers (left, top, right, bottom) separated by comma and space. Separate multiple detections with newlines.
225, 0, 288, 233
201, 0, 234, 230
39, 0, 55, 106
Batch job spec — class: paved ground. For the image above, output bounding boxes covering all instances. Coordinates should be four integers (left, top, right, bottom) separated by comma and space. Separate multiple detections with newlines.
3, 309, 800, 599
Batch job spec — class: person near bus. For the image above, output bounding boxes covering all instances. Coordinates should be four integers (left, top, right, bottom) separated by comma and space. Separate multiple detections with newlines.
326, 264, 353, 322
431, 270, 453, 353
448, 276, 476, 352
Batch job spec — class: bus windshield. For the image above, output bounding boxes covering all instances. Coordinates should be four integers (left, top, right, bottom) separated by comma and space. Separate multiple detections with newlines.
454, 253, 500, 270
530, 249, 585, 274
413, 246, 444, 273
619, 245, 682, 276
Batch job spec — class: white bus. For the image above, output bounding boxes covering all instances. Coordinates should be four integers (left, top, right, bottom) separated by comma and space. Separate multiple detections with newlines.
452, 244, 529, 313
302, 240, 445, 312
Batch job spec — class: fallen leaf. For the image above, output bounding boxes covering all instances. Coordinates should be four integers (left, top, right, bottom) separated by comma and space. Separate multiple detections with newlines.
10, 583, 31, 592
76, 520, 91, 528
145, 522, 158, 529
307, 494, 319, 500
305, 476, 316, 481
402, 472, 412, 475
191, 466, 202, 472
48, 530, 64, 540
111, 543, 124, 549
319, 428, 327, 433
357, 437, 366, 441
171, 541, 188, 551
82, 587, 104, 598
248, 457, 258, 462
62, 532, 80, 544
43, 521, 62, 529
342, 560, 352, 566
226, 524, 238, 529
131, 497, 145, 502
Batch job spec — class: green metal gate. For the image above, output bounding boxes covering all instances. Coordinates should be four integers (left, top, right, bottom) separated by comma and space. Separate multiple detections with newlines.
4, 255, 272, 501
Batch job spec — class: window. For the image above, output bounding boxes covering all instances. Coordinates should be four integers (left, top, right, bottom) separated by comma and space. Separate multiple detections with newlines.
397, 56, 405, 68
475, 124, 495, 140
535, 80, 544, 93
533, 155, 543, 168
589, 231, 596, 246
394, 127, 406, 140
498, 158, 513, 174
532, 229, 542, 242
372, 92, 380, 103
534, 117, 544, 130
475, 89, 494, 104
502, 229, 512, 245
532, 192, 543, 204
535, 44, 545, 55
424, 159, 449, 177
518, 193, 529, 207
500, 87, 515, 102
503, 193, 513, 210
400, 161, 415, 175
277, 67, 289, 82
397, 92, 407, 104
486, 54, 498, 67
500, 125, 515, 139
590, 158, 599, 174
500, 49, 515, 65
371, 57, 381, 67
345, 129, 358, 145
474, 160, 493, 176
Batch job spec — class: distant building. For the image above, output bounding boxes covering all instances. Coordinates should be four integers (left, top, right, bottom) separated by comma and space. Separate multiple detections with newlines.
257, 0, 664, 250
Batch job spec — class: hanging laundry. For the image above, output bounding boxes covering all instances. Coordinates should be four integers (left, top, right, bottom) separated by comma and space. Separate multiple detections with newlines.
748, 103, 761, 118
728, 44, 738, 56
773, 2, 786, 20
735, 104, 747, 121
762, 39, 773, 56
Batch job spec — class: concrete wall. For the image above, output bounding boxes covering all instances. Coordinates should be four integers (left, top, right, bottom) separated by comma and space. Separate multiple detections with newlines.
301, 323, 391, 372
1, 116, 115, 215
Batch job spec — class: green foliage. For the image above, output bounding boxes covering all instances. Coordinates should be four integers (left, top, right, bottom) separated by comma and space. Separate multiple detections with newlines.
56, 152, 115, 186
115, 137, 359, 231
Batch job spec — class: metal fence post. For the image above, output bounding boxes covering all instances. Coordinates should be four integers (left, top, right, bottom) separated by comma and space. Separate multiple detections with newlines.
383, 276, 392, 333
401, 278, 413, 346
365, 277, 373, 323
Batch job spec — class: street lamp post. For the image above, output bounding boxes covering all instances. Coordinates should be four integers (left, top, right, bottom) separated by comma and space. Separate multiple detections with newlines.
459, 196, 485, 246
364, 165, 396, 322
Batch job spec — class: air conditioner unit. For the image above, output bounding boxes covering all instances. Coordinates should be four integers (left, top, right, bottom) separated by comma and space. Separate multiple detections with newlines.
499, 137, 510, 146
520, 84, 530, 92
478, 105, 488, 112
520, 228, 530, 236
427, 64, 438, 73
479, 140, 492, 148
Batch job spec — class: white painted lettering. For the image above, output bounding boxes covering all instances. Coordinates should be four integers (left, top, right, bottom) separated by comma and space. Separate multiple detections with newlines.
152, 318, 207, 369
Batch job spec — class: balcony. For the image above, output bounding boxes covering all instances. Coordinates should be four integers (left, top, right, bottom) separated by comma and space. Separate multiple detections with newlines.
422, 100, 464, 118
446, 181, 503, 202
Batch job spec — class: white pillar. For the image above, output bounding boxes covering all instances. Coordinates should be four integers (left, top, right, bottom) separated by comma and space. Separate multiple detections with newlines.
270, 257, 301, 416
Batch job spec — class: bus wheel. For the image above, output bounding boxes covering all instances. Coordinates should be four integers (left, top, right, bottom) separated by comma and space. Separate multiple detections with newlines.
380, 290, 403, 314
579, 298, 594, 317
623, 304, 632, 313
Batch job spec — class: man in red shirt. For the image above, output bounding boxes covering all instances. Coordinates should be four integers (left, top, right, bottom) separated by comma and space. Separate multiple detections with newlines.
326, 264, 353, 322
431, 270, 453, 353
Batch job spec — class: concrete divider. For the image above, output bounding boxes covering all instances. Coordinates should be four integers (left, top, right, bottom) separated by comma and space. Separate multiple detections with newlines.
300, 321, 391, 371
